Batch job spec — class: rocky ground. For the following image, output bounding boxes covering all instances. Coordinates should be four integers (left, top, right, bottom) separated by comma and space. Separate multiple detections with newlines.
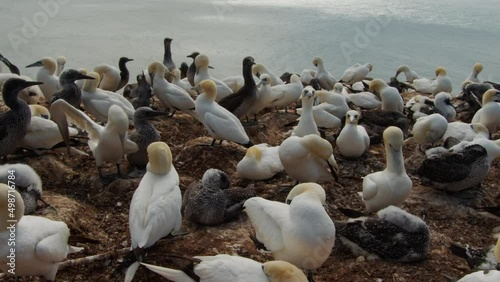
1, 94, 499, 282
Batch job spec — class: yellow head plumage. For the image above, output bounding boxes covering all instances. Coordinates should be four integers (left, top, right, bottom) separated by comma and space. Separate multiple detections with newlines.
300, 134, 333, 160
199, 79, 217, 101
482, 89, 498, 105
285, 183, 327, 205
262, 260, 308, 282
312, 56, 322, 67
147, 142, 173, 175
245, 145, 262, 161
0, 183, 24, 229
435, 67, 447, 76
83, 71, 100, 91
384, 126, 404, 148
195, 54, 209, 68
473, 63, 483, 73
369, 79, 386, 93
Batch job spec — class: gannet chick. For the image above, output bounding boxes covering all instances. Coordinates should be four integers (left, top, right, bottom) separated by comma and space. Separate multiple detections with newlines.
126, 142, 182, 282
127, 107, 168, 170
0, 163, 44, 214
457, 270, 500, 282
413, 67, 452, 95
408, 113, 448, 145
0, 78, 43, 158
0, 184, 83, 281
162, 37, 176, 71
340, 63, 372, 85
291, 86, 320, 137
418, 144, 489, 192
369, 79, 403, 112
116, 57, 133, 91
472, 89, 500, 134
131, 73, 153, 109
149, 61, 197, 118
171, 69, 197, 97
337, 205, 430, 262
194, 80, 253, 147
183, 168, 255, 225
93, 63, 120, 91
300, 69, 316, 85
253, 63, 284, 86
279, 134, 338, 183
141, 255, 307, 282
312, 56, 336, 90
245, 183, 336, 281
0, 52, 20, 75
395, 65, 419, 83
50, 100, 138, 183
219, 56, 258, 118
336, 110, 370, 158
442, 122, 489, 142
269, 74, 303, 111
237, 143, 283, 180
466, 63, 483, 83
186, 51, 199, 86
361, 127, 412, 212
81, 71, 135, 123
51, 69, 95, 108
193, 54, 232, 100
26, 57, 61, 101
449, 237, 500, 271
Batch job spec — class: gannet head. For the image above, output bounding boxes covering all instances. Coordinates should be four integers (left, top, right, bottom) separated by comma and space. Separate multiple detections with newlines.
461, 80, 473, 91
26, 57, 57, 74
262, 260, 308, 282
29, 104, 50, 119
482, 89, 499, 105
396, 65, 409, 75
300, 134, 334, 160
245, 145, 263, 161
333, 82, 344, 93
290, 74, 301, 84
312, 56, 323, 67
473, 63, 483, 74
369, 79, 386, 93
252, 63, 264, 75
146, 142, 173, 175
0, 183, 25, 228
301, 86, 315, 102
195, 54, 209, 68
56, 56, 66, 65
345, 110, 361, 124
201, 168, 231, 191
434, 92, 453, 106
199, 79, 217, 101
83, 71, 100, 91
384, 126, 404, 151
285, 182, 327, 205
172, 69, 181, 81
435, 67, 447, 77
187, 51, 200, 59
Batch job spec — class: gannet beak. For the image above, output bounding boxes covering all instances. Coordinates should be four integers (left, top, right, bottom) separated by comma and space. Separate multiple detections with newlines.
23, 81, 44, 87
26, 60, 43, 68
349, 115, 356, 122
77, 73, 96, 81
127, 58, 134, 62
149, 72, 155, 87
395, 71, 401, 77
145, 110, 169, 121
208, 65, 214, 69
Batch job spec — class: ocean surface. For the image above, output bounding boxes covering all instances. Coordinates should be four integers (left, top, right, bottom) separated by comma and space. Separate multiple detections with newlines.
1, 0, 499, 92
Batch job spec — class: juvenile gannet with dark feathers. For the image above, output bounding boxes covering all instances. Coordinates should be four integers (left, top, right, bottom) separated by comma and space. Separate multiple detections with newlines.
369, 79, 403, 112
244, 183, 335, 281
290, 86, 320, 137
360, 127, 412, 212
116, 57, 133, 91
449, 136, 500, 164
466, 63, 484, 83
252, 63, 284, 86
0, 52, 20, 75
186, 51, 199, 86
194, 54, 232, 101
126, 142, 181, 282
26, 57, 61, 101
183, 168, 255, 225
312, 56, 336, 90
163, 37, 176, 71
279, 134, 338, 183
0, 78, 43, 158
472, 89, 500, 134
336, 110, 370, 158
131, 73, 153, 109
194, 80, 252, 147
0, 163, 44, 214
449, 237, 500, 271
0, 184, 83, 281
51, 69, 95, 108
395, 65, 419, 83
50, 100, 138, 183
237, 143, 283, 180
218, 56, 258, 118
141, 255, 307, 282
460, 81, 497, 111
336, 205, 430, 262
340, 63, 373, 85
93, 63, 120, 91
127, 107, 168, 170
55, 56, 66, 76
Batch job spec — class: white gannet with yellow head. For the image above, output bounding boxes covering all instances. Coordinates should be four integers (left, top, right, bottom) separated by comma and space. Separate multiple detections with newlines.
465, 63, 483, 83
194, 54, 233, 101
472, 89, 500, 134
268, 74, 303, 111
291, 86, 320, 137
25, 57, 61, 101
408, 113, 449, 145
252, 63, 284, 86
369, 79, 403, 112
340, 63, 373, 85
93, 63, 120, 91
395, 65, 419, 83
336, 110, 370, 158
237, 143, 283, 181
412, 67, 452, 95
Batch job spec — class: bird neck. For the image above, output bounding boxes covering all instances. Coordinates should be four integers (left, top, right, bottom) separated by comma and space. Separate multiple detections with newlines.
82, 79, 98, 92
243, 65, 256, 87
119, 60, 129, 77
163, 43, 172, 62
4, 90, 28, 112
385, 145, 405, 174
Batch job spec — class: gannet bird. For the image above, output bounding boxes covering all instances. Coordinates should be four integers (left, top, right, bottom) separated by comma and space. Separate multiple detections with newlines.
237, 143, 283, 180
0, 163, 44, 214
248, 74, 275, 118
194, 80, 252, 147
442, 122, 489, 142
163, 37, 176, 71
450, 136, 500, 164
51, 69, 95, 108
340, 63, 373, 85
26, 57, 61, 101
131, 73, 153, 109
219, 56, 258, 118
194, 54, 233, 101
0, 73, 44, 104
268, 74, 303, 111
460, 81, 498, 111
406, 92, 456, 122
457, 270, 500, 282
55, 56, 66, 76
472, 89, 500, 134
369, 79, 403, 112
245, 183, 336, 281
126, 142, 182, 282
360, 127, 412, 212
347, 91, 381, 109
74, 68, 88, 89
0, 184, 83, 281
0, 78, 43, 158
360, 110, 410, 142
50, 100, 138, 183
116, 57, 133, 91
290, 86, 320, 137
0, 53, 20, 75
141, 255, 308, 282
412, 67, 452, 95
337, 205, 430, 262
21, 104, 78, 150
127, 107, 168, 170
465, 63, 484, 83
312, 56, 336, 90
93, 63, 121, 91
408, 113, 448, 145
297, 101, 342, 133
81, 71, 135, 123
300, 69, 316, 85
279, 134, 338, 183
183, 168, 255, 225
149, 61, 197, 118
418, 144, 490, 192
186, 51, 200, 86
314, 89, 349, 119
449, 237, 500, 271
389, 76, 416, 93
332, 82, 351, 101
336, 110, 370, 158
395, 65, 419, 83
172, 69, 197, 97
253, 63, 284, 86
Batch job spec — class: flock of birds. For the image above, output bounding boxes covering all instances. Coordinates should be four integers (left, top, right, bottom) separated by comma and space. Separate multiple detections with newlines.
0, 36, 499, 282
